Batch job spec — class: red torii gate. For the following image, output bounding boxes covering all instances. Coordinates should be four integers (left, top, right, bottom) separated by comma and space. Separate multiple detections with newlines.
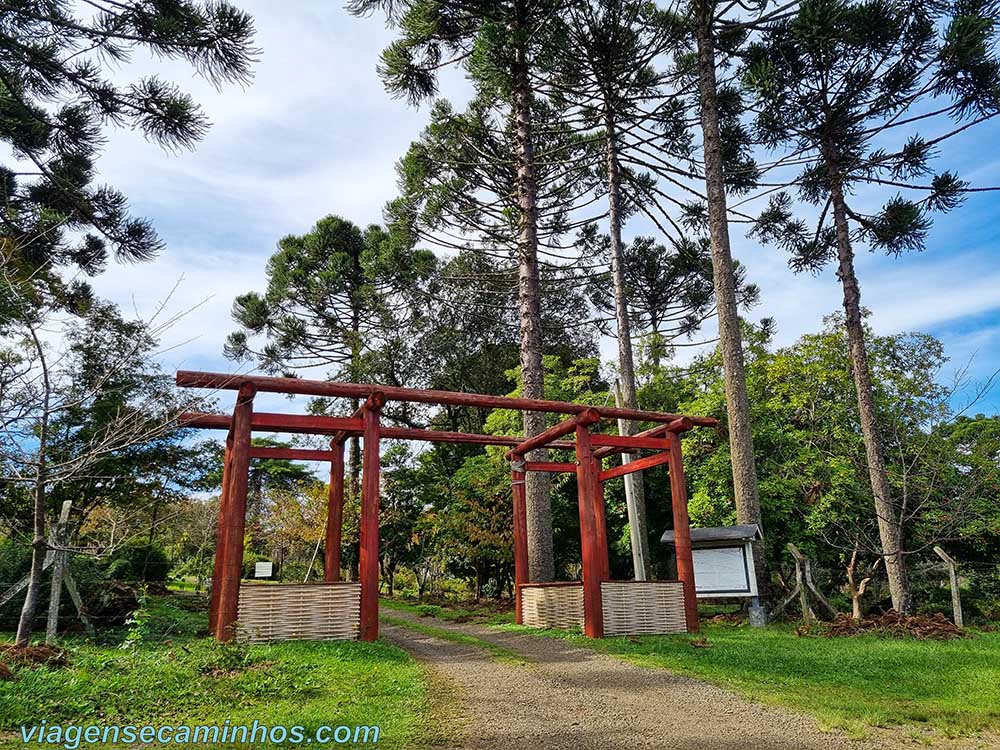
175, 370, 716, 642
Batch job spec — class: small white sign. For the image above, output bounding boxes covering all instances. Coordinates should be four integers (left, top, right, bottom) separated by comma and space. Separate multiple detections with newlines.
692, 546, 755, 597
254, 561, 273, 579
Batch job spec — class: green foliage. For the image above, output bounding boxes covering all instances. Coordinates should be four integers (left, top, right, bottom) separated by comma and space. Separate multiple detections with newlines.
745, 0, 1000, 270
634, 318, 999, 602
0, 541, 177, 631
104, 545, 172, 583
225, 215, 435, 383
120, 587, 151, 651
29, 300, 216, 526
0, 0, 257, 310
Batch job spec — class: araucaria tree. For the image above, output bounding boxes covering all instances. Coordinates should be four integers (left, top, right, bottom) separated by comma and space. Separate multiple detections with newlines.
551, 0, 692, 578
226, 215, 435, 565
0, 0, 257, 304
352, 0, 584, 581
662, 0, 770, 603
226, 215, 434, 384
745, 0, 1000, 612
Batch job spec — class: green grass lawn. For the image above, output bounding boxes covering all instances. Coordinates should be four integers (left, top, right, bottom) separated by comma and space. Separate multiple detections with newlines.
379, 596, 515, 626
0, 593, 430, 750
383, 596, 1000, 738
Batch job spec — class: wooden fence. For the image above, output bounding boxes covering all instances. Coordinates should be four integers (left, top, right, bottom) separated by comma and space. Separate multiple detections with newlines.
236, 582, 361, 643
601, 581, 686, 636
519, 582, 585, 630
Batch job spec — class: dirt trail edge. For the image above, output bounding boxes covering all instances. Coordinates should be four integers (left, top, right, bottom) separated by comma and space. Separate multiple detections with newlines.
381, 611, 889, 750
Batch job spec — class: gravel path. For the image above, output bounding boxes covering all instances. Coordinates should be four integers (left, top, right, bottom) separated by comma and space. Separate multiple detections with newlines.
380, 611, 883, 750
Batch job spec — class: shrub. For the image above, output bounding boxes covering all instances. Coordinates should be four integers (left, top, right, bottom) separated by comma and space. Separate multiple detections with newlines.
104, 544, 171, 582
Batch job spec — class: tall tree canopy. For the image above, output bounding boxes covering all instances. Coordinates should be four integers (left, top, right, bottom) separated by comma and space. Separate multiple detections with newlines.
225, 214, 435, 385
0, 0, 258, 311
353, 0, 593, 581
744, 0, 1000, 612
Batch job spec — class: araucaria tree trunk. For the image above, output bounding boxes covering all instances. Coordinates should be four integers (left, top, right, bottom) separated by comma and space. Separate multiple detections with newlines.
694, 14, 767, 603
605, 113, 650, 579
828, 171, 911, 614
511, 11, 554, 582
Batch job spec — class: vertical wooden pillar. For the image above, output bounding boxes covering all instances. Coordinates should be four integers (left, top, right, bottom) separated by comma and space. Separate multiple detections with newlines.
590, 458, 611, 582
511, 462, 529, 625
324, 441, 346, 583
666, 431, 700, 633
215, 384, 255, 642
575, 424, 604, 638
208, 434, 233, 633
358, 396, 383, 641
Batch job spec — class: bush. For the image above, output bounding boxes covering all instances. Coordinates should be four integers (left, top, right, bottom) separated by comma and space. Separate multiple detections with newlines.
0, 538, 32, 591
968, 565, 1000, 623
103, 544, 171, 582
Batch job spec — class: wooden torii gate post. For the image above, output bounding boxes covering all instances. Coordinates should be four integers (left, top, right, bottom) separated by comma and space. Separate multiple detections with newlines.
177, 370, 714, 642
504, 411, 699, 637
324, 439, 345, 583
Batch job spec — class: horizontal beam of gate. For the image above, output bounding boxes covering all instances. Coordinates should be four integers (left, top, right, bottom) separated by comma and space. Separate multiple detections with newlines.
589, 434, 671, 450
599, 451, 672, 482
180, 412, 579, 449
249, 446, 340, 461
524, 461, 578, 473
177, 371, 718, 427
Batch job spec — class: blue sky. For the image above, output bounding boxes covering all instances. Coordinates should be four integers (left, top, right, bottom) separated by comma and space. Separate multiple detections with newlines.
83, 0, 1000, 419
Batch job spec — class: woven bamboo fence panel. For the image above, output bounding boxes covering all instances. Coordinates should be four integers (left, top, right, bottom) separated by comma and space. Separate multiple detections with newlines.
601, 581, 686, 636
236, 583, 360, 643
520, 583, 584, 630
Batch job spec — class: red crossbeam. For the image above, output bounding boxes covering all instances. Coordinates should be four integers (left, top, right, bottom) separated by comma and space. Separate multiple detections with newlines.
592, 417, 694, 460
589, 434, 671, 451
509, 408, 600, 457
180, 411, 365, 436
599, 450, 673, 482
176, 371, 718, 427
178, 412, 578, 449
248, 446, 339, 461
382, 426, 575, 450
523, 461, 578, 473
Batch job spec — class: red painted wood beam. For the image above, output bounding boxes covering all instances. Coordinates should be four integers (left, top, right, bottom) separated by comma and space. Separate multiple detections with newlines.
208, 434, 233, 634
381, 426, 576, 450
324, 442, 345, 583
179, 412, 576, 449
511, 466, 529, 625
592, 417, 695, 460
215, 384, 255, 642
523, 461, 578, 473
358, 395, 383, 642
508, 408, 601, 458
249, 446, 340, 461
180, 411, 364, 436
574, 425, 605, 638
666, 431, 700, 634
598, 450, 673, 482
589, 434, 671, 451
253, 413, 365, 434
333, 397, 378, 443
176, 371, 719, 427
